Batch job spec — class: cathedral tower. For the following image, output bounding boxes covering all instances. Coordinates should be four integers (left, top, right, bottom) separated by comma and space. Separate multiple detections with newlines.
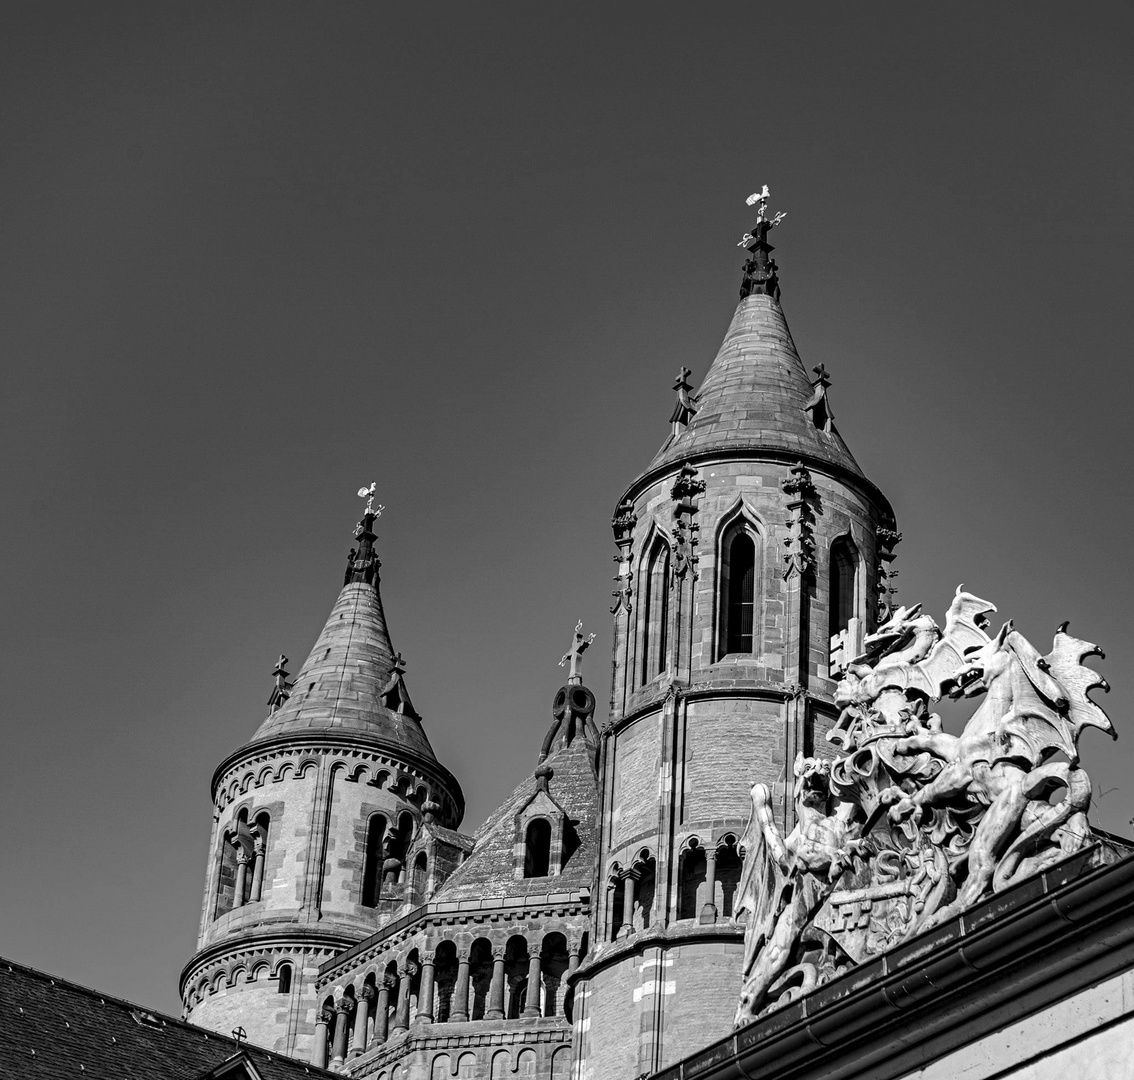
180, 499, 464, 1059
571, 194, 898, 1077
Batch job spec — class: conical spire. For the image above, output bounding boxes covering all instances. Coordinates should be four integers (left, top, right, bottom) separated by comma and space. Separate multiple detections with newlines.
649, 191, 864, 479
247, 494, 439, 765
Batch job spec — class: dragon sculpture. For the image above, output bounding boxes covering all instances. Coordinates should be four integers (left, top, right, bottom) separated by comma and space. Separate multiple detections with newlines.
735, 588, 1116, 1025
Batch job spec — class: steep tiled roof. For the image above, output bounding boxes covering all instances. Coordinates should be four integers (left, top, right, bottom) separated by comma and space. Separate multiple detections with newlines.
428, 700, 599, 902
247, 580, 439, 766
649, 294, 865, 478
0, 957, 333, 1080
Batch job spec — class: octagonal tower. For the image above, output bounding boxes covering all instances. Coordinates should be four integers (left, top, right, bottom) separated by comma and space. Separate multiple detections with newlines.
181, 503, 464, 1059
572, 201, 898, 1077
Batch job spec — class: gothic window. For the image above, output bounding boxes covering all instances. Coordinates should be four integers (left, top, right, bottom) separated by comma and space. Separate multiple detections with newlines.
361, 813, 387, 907
829, 537, 860, 640
641, 539, 671, 683
718, 520, 760, 658
523, 818, 552, 878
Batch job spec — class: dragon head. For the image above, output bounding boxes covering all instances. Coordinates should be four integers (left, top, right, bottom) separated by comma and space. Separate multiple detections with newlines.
793, 753, 831, 808
949, 620, 1013, 697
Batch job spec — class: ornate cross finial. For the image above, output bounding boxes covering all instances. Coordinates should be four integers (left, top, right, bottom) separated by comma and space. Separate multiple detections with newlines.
670, 366, 698, 432
231, 1027, 247, 1044
739, 187, 786, 299
268, 655, 293, 714
803, 364, 834, 434
357, 482, 385, 519
559, 620, 596, 685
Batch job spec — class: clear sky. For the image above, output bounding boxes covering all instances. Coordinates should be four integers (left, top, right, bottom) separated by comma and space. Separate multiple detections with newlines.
1, 3, 1131, 1016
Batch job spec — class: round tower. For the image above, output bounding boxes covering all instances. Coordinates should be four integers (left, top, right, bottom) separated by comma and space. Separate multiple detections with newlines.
180, 500, 464, 1059
572, 195, 898, 1077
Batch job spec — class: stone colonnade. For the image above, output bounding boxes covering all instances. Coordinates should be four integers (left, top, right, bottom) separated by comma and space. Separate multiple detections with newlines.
312, 928, 584, 1068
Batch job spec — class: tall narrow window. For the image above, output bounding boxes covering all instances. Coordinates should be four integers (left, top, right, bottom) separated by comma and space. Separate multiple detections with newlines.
524, 818, 552, 878
277, 963, 292, 994
361, 814, 387, 907
641, 540, 670, 683
829, 538, 858, 640
726, 533, 756, 654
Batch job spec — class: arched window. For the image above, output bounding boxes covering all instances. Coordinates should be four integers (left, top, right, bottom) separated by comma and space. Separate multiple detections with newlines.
718, 522, 759, 657
524, 818, 552, 878
277, 963, 292, 994
829, 537, 859, 640
412, 851, 429, 904
361, 814, 387, 907
640, 539, 670, 683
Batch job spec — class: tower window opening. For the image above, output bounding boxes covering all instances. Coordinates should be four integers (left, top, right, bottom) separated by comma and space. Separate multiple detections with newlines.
361, 813, 387, 907
721, 529, 757, 656
524, 818, 552, 878
829, 538, 859, 639
641, 540, 671, 683
277, 964, 292, 994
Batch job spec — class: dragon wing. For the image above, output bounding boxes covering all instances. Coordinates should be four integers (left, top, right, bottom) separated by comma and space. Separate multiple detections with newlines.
909, 587, 997, 700
1042, 623, 1115, 753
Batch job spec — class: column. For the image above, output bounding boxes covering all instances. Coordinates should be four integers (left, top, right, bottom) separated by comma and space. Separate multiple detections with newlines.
330, 998, 354, 1066
523, 953, 542, 1017
699, 847, 718, 924
249, 835, 266, 902
450, 955, 471, 1022
392, 963, 414, 1033
542, 975, 560, 1018
312, 1007, 333, 1069
372, 973, 395, 1046
567, 942, 581, 977
618, 871, 637, 937
415, 954, 435, 1024
350, 985, 374, 1058
486, 950, 506, 1020
233, 847, 251, 908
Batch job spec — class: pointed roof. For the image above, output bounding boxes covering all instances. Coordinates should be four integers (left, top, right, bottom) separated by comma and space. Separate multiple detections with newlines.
427, 687, 599, 902
245, 510, 440, 768
649, 292, 865, 478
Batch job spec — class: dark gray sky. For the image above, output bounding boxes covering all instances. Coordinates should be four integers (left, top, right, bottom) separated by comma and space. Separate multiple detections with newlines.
2, 4, 1131, 1016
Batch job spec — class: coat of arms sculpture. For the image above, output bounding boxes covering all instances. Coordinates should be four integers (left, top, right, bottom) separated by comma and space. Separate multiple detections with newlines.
735, 588, 1116, 1025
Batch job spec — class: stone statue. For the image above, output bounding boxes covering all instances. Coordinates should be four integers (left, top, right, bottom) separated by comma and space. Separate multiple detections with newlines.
734, 755, 866, 1023
735, 589, 1116, 1026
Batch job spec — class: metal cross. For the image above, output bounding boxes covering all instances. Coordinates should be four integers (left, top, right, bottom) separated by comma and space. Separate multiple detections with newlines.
357, 483, 385, 518
232, 1027, 247, 1044
559, 620, 596, 685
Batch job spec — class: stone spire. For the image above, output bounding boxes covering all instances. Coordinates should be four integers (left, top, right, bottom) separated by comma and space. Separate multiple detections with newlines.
247, 494, 439, 765
649, 191, 864, 480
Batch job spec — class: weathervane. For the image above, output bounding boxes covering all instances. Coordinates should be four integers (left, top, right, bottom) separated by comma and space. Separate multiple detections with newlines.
738, 186, 785, 300
357, 482, 385, 519
738, 185, 786, 248
559, 620, 596, 685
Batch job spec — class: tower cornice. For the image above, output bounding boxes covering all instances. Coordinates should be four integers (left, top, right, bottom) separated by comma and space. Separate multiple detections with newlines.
616, 445, 895, 525
209, 730, 465, 827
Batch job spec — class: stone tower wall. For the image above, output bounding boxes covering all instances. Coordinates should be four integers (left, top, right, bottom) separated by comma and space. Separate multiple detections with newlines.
183, 738, 461, 1054
575, 453, 891, 1076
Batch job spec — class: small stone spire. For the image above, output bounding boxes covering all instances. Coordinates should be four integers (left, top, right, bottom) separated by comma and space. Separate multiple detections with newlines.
559, 621, 596, 686
380, 651, 419, 719
267, 654, 293, 714
345, 484, 385, 587
803, 364, 834, 434
669, 367, 698, 434
738, 185, 786, 300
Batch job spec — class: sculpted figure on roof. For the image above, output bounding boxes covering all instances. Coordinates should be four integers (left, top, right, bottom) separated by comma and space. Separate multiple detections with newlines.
735, 588, 1116, 1025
